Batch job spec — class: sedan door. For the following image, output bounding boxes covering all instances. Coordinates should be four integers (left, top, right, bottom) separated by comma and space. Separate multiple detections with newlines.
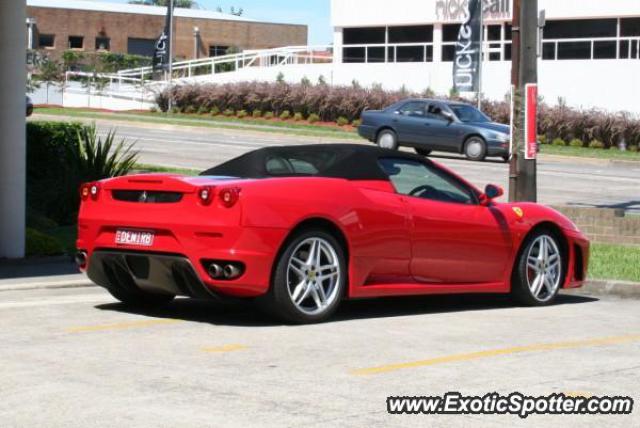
393, 101, 432, 144
424, 102, 466, 151
378, 157, 512, 284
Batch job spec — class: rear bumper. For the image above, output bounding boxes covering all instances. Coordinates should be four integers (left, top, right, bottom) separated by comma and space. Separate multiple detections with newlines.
358, 125, 376, 141
78, 223, 289, 298
88, 250, 225, 300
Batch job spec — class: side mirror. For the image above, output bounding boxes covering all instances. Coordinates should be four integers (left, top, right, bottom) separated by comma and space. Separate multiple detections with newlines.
480, 184, 504, 205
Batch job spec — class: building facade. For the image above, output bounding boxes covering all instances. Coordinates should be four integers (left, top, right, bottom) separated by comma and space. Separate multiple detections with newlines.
26, 0, 307, 61
329, 0, 640, 112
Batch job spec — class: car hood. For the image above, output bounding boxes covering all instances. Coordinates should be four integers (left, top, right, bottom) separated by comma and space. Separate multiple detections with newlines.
470, 122, 510, 134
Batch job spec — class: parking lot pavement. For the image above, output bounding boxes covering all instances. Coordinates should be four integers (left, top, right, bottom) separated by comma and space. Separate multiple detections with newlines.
1, 286, 638, 427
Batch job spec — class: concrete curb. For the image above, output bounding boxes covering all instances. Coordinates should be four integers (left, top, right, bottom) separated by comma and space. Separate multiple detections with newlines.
0, 279, 95, 292
563, 280, 640, 300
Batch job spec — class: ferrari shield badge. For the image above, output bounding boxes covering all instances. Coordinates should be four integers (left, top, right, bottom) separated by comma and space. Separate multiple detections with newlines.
512, 207, 524, 219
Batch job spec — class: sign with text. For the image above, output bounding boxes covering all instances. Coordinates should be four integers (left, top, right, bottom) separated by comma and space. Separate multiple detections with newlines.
452, 0, 481, 93
153, 1, 174, 72
525, 84, 538, 160
436, 0, 511, 22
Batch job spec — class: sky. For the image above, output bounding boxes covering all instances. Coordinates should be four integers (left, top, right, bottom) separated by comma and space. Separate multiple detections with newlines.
103, 0, 332, 45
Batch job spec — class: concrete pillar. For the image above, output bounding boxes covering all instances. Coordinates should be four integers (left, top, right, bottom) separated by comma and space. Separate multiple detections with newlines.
332, 27, 343, 64
0, 2, 27, 258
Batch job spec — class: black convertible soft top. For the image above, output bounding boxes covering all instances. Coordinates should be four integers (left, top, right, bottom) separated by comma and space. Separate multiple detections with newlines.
200, 144, 429, 180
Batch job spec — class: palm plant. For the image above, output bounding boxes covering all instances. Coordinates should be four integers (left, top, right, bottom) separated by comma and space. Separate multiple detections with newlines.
69, 125, 139, 183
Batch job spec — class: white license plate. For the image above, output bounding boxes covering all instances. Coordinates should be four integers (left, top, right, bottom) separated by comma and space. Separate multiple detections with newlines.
115, 230, 155, 247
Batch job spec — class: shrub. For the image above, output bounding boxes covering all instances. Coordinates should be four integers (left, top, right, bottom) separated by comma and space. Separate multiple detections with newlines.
589, 139, 605, 149
252, 109, 262, 118
184, 105, 197, 114
25, 228, 64, 257
27, 122, 84, 225
236, 109, 248, 118
552, 138, 567, 146
149, 107, 158, 113
337, 116, 349, 126
293, 112, 304, 121
308, 113, 320, 123
569, 138, 584, 147
351, 119, 362, 127
170, 107, 180, 114
264, 111, 274, 120
628, 145, 639, 152
197, 106, 208, 115
279, 110, 291, 120
210, 106, 220, 116
223, 109, 234, 117
538, 135, 547, 145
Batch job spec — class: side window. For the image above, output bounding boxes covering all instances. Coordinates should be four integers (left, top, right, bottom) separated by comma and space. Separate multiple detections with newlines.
426, 103, 446, 120
378, 158, 476, 205
398, 101, 427, 117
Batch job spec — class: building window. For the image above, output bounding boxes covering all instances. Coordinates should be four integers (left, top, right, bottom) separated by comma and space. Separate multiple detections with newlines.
127, 38, 155, 57
68, 36, 83, 50
556, 41, 591, 60
593, 41, 617, 59
209, 45, 229, 57
544, 19, 617, 39
343, 47, 366, 63
442, 23, 509, 62
343, 27, 385, 45
38, 34, 55, 49
342, 26, 434, 63
388, 25, 433, 43
96, 37, 110, 51
621, 18, 640, 37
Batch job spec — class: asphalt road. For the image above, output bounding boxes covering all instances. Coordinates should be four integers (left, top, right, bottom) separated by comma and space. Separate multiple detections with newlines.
36, 114, 640, 213
0, 285, 639, 427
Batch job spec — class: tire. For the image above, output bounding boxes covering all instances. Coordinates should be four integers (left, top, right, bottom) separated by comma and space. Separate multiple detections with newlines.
502, 154, 510, 163
376, 129, 399, 151
415, 147, 432, 156
107, 286, 175, 308
463, 136, 487, 161
511, 229, 565, 306
260, 229, 347, 324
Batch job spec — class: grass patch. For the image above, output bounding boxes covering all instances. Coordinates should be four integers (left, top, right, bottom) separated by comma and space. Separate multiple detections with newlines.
541, 144, 639, 161
589, 243, 640, 282
134, 164, 200, 176
35, 107, 360, 140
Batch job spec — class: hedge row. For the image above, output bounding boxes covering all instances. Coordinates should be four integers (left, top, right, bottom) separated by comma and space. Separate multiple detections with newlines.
158, 82, 640, 150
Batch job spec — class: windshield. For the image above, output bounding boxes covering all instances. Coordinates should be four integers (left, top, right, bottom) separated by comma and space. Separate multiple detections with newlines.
448, 105, 491, 123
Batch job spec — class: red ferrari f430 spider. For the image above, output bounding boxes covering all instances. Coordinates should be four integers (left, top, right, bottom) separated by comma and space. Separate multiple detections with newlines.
77, 144, 589, 323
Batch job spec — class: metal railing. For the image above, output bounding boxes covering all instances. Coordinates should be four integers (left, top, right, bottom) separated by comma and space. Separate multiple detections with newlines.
116, 45, 334, 81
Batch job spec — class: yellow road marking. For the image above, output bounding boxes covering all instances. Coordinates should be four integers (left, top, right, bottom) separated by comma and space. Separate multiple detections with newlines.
67, 319, 181, 333
202, 344, 247, 353
352, 334, 640, 376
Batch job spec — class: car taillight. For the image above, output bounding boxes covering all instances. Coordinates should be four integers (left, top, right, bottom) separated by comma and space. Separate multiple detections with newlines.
80, 182, 100, 201
219, 188, 240, 208
198, 186, 214, 205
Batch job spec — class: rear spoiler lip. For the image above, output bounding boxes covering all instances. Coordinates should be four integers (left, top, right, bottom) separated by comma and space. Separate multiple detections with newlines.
100, 174, 250, 192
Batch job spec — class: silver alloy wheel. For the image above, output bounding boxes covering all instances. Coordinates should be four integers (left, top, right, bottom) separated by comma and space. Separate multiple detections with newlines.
286, 237, 341, 316
526, 235, 562, 302
378, 132, 396, 149
466, 139, 484, 158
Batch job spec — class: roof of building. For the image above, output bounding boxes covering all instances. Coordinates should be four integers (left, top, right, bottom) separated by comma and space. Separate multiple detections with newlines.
27, 0, 258, 23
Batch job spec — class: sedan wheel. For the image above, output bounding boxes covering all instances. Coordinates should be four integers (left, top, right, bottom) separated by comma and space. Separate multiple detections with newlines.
377, 130, 398, 150
415, 148, 432, 156
512, 231, 564, 306
260, 229, 346, 324
464, 137, 487, 161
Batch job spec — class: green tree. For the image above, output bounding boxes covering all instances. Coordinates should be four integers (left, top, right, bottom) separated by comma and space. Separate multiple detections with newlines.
36, 58, 64, 104
216, 6, 244, 16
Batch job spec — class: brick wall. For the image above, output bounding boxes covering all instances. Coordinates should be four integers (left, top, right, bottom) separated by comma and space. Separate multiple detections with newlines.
27, 6, 307, 61
553, 206, 640, 246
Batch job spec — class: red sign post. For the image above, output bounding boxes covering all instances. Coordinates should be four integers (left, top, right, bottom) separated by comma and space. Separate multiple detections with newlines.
524, 83, 538, 160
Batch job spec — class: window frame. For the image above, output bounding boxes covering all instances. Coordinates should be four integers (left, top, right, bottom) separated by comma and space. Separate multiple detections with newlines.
38, 33, 55, 49
68, 35, 84, 50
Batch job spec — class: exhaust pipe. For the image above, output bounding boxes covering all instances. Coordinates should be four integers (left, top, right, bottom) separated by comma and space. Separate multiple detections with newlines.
208, 263, 224, 279
223, 264, 242, 279
75, 251, 88, 268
